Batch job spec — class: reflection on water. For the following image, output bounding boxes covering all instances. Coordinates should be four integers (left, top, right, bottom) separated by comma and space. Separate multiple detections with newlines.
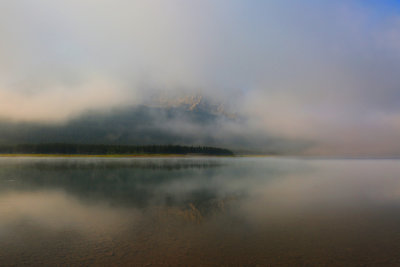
1, 158, 400, 266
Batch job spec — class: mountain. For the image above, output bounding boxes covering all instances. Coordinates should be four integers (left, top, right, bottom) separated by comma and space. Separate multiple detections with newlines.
147, 94, 237, 119
0, 96, 309, 154
0, 105, 227, 145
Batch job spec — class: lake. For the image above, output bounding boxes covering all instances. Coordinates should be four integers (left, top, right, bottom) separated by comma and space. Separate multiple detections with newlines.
1, 157, 400, 266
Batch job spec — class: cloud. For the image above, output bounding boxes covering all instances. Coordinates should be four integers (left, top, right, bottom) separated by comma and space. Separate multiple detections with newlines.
0, 77, 131, 122
1, 0, 400, 154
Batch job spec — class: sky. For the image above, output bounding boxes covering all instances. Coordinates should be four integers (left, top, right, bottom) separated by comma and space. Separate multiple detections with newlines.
1, 0, 400, 156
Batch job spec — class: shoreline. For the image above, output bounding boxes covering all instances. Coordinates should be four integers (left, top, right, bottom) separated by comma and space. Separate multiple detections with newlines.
0, 154, 237, 158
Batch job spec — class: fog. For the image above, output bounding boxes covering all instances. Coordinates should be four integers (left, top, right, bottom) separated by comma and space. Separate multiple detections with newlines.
1, 0, 400, 155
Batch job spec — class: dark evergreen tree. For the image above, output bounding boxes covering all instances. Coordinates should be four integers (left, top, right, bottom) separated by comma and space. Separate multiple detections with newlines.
0, 143, 234, 156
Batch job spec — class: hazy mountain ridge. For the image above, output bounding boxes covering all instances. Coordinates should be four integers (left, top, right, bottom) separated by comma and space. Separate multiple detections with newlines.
0, 100, 308, 154
148, 94, 237, 120
0, 105, 228, 145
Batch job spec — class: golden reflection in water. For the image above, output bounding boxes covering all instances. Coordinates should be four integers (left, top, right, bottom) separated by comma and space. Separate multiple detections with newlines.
1, 158, 400, 266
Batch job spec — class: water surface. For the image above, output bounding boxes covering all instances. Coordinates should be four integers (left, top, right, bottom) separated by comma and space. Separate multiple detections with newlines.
1, 157, 400, 266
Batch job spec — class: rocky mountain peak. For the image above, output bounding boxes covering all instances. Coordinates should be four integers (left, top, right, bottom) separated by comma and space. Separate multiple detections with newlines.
147, 94, 237, 119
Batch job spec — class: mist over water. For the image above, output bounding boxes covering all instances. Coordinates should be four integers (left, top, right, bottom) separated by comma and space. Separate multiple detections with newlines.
1, 157, 400, 266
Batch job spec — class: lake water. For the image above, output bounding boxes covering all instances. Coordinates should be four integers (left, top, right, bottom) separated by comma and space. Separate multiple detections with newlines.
1, 157, 400, 266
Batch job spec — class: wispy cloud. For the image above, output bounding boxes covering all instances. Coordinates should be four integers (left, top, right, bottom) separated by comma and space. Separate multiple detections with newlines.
1, 0, 400, 155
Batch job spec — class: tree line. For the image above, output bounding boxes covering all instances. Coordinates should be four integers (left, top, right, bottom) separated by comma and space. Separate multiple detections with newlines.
0, 144, 234, 156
